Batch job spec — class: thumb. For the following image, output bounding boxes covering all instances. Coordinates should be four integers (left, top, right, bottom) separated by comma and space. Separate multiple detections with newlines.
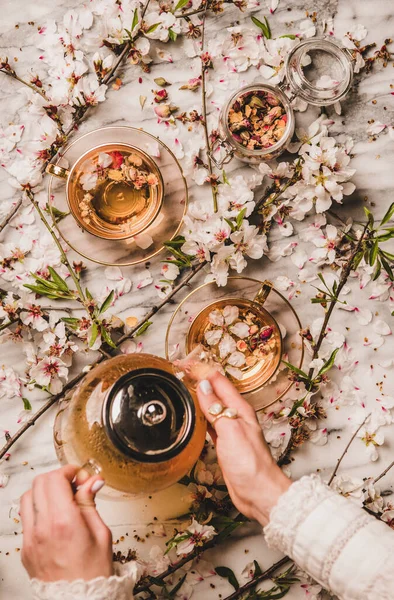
74, 475, 107, 534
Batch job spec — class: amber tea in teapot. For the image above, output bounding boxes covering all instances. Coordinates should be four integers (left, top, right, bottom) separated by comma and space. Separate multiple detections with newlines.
54, 354, 206, 497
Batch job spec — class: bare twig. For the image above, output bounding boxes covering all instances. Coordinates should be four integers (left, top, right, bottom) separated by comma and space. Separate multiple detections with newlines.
0, 68, 49, 101
200, 9, 218, 213
116, 261, 206, 345
373, 459, 394, 485
223, 557, 291, 600
327, 413, 371, 486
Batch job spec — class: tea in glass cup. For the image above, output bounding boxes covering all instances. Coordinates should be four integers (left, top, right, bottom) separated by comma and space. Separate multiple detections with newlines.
186, 288, 282, 394
47, 143, 164, 240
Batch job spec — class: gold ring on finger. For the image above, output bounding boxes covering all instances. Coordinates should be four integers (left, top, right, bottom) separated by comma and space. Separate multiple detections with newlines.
211, 408, 239, 426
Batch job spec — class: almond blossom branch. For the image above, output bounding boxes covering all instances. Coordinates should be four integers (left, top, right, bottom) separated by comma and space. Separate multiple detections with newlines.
0, 0, 152, 234
278, 222, 370, 467
307, 222, 369, 377
327, 413, 371, 486
27, 190, 87, 303
222, 557, 291, 600
0, 63, 49, 101
200, 9, 218, 213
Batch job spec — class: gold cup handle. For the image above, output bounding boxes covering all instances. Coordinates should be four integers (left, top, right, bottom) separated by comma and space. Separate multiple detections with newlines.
46, 163, 69, 179
253, 280, 273, 307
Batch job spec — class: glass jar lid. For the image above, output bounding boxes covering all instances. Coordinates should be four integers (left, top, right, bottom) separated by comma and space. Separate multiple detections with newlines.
103, 367, 195, 463
284, 38, 353, 106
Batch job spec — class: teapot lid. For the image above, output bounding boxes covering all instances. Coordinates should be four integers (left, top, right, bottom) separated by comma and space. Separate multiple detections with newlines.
103, 367, 195, 463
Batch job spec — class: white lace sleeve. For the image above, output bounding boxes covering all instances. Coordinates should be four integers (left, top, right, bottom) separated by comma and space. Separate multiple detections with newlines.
30, 561, 139, 600
264, 474, 394, 600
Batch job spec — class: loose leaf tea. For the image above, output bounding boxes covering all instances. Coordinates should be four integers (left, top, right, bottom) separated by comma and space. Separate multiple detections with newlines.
228, 89, 287, 151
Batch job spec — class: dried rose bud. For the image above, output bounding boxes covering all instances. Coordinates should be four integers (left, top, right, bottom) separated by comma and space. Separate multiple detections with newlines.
259, 326, 274, 341
154, 103, 178, 119
179, 77, 201, 91
152, 88, 168, 103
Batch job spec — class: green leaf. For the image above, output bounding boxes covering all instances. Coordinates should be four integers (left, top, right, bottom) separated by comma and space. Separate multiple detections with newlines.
381, 250, 394, 261
224, 217, 236, 233
47, 266, 69, 292
164, 236, 186, 248
31, 274, 59, 290
135, 320, 152, 336
253, 560, 263, 577
370, 240, 379, 265
288, 396, 307, 418
169, 574, 187, 597
372, 257, 381, 281
22, 397, 32, 411
281, 359, 309, 379
47, 205, 69, 222
23, 283, 64, 299
279, 34, 296, 39
168, 28, 177, 42
148, 576, 166, 587
236, 207, 247, 229
376, 232, 394, 242
146, 22, 160, 34
100, 325, 116, 348
380, 255, 393, 280
132, 8, 139, 30
215, 567, 239, 591
85, 288, 93, 301
264, 16, 271, 38
251, 15, 271, 38
380, 202, 394, 226
363, 206, 374, 228
352, 250, 364, 271
317, 347, 340, 377
174, 0, 190, 11
99, 290, 114, 315
89, 322, 99, 348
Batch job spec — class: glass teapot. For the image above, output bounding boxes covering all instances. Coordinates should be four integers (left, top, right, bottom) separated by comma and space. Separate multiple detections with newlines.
54, 353, 207, 497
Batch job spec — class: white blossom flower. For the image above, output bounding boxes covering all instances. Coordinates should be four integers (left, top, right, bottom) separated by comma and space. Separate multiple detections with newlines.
175, 519, 217, 555
21, 304, 49, 332
29, 356, 68, 393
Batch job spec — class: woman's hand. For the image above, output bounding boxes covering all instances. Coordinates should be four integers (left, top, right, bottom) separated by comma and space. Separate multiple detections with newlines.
197, 372, 291, 526
20, 465, 113, 582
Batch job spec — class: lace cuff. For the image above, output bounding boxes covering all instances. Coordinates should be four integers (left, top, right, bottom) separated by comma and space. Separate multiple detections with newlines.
31, 562, 139, 600
263, 474, 333, 556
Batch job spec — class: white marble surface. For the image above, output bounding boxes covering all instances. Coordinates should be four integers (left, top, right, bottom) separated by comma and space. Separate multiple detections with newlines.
0, 0, 394, 598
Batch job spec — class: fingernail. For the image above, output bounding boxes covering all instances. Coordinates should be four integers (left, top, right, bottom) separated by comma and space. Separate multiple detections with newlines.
91, 479, 105, 494
199, 380, 213, 395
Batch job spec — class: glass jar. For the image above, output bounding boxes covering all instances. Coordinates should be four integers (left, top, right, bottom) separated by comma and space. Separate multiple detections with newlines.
54, 353, 207, 497
211, 38, 354, 167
